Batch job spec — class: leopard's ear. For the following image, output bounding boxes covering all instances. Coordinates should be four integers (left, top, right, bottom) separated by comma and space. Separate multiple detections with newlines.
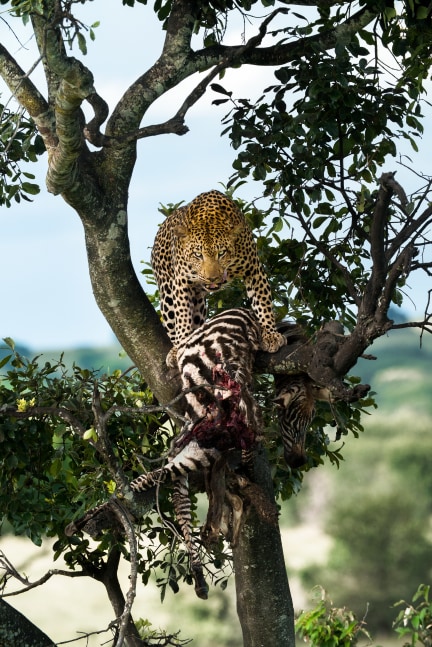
232, 222, 245, 238
173, 224, 189, 239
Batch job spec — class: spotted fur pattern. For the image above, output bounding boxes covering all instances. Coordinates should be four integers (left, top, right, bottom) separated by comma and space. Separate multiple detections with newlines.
151, 190, 286, 366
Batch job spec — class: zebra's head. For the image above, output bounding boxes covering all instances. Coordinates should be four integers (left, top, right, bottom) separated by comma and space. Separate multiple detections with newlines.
274, 374, 331, 468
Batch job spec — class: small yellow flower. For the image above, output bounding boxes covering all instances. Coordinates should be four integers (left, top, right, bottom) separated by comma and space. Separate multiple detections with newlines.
16, 397, 36, 412
16, 398, 28, 412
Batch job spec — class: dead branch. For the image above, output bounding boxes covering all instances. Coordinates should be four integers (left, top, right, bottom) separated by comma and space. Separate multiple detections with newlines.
110, 500, 139, 647
0, 551, 86, 597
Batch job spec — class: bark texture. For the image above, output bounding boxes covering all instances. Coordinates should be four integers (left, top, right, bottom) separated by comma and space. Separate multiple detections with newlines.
0, 598, 56, 647
233, 449, 296, 647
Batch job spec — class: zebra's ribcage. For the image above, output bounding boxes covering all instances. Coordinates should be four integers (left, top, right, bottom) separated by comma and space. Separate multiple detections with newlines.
176, 307, 262, 442
131, 309, 263, 492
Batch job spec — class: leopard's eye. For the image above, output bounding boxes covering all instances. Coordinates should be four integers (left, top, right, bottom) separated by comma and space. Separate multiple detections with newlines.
193, 249, 203, 260
218, 248, 227, 259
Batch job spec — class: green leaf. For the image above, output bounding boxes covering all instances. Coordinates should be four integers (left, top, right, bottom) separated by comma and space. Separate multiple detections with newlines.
20, 182, 40, 195
416, 5, 431, 19
0, 354, 12, 369
312, 216, 327, 229
77, 32, 87, 55
2, 337, 15, 350
211, 83, 232, 97
83, 427, 97, 441
272, 217, 283, 233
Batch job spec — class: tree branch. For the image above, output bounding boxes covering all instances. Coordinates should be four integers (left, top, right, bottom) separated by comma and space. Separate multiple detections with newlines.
31, 11, 66, 106
0, 45, 48, 117
83, 91, 110, 147
291, 195, 361, 306
0, 43, 57, 148
110, 501, 140, 647
0, 550, 87, 597
387, 203, 432, 262
192, 6, 377, 69
366, 172, 394, 315
45, 58, 95, 194
105, 0, 198, 139
382, 243, 417, 315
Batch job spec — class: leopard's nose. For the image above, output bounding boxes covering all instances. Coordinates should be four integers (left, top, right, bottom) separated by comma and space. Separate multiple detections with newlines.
206, 273, 223, 283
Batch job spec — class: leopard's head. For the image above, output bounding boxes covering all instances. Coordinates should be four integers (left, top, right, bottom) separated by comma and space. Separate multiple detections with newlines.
174, 220, 243, 291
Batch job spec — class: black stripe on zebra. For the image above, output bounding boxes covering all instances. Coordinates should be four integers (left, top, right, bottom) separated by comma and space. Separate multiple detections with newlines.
129, 443, 219, 495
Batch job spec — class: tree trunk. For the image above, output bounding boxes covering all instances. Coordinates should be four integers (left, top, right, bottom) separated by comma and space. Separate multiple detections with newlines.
100, 546, 144, 647
0, 598, 56, 647
232, 448, 296, 647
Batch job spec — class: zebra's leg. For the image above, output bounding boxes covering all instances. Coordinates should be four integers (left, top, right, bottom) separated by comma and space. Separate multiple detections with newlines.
224, 486, 244, 547
171, 476, 208, 600
168, 442, 221, 599
128, 456, 209, 599
201, 454, 228, 549
130, 439, 219, 493
202, 459, 247, 548
131, 442, 222, 599
130, 467, 166, 492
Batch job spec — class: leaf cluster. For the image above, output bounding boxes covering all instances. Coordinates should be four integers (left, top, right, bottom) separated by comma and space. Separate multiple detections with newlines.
222, 24, 425, 191
215, 15, 432, 328
0, 339, 235, 600
121, 0, 275, 37
301, 488, 432, 634
393, 584, 432, 647
0, 340, 158, 545
296, 586, 372, 647
0, 103, 43, 207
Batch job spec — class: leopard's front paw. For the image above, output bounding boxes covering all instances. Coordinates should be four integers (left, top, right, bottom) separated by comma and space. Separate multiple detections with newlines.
166, 346, 179, 368
261, 330, 286, 353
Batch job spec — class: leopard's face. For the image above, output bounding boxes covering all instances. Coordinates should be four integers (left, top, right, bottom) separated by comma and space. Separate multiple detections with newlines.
175, 223, 242, 291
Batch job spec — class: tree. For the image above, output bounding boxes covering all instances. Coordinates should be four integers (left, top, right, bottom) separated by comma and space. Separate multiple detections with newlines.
1, 1, 432, 645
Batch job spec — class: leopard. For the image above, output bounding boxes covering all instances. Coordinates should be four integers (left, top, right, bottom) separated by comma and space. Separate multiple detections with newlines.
151, 189, 286, 367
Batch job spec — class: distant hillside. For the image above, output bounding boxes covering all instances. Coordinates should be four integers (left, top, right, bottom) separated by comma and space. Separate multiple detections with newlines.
0, 342, 131, 375
355, 327, 432, 383
353, 327, 432, 413
54, 345, 132, 373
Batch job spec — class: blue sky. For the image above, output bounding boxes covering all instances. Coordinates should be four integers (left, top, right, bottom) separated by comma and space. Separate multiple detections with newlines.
1, 1, 431, 350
